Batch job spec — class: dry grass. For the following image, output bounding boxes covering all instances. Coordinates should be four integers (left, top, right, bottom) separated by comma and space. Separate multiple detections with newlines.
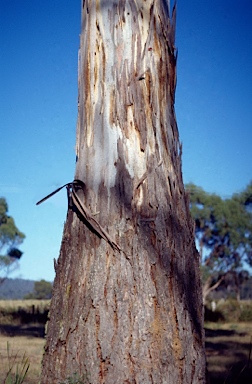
0, 300, 50, 316
0, 300, 48, 383
0, 334, 45, 383
0, 300, 50, 308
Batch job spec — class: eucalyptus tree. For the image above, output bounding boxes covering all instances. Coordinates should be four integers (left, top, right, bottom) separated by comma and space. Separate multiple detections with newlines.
0, 197, 25, 283
41, 1, 206, 383
187, 181, 252, 302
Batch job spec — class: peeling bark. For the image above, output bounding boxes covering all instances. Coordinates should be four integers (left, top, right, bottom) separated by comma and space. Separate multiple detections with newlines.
41, 1, 206, 383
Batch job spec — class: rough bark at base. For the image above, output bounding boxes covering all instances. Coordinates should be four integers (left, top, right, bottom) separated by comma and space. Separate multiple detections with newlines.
41, 1, 206, 383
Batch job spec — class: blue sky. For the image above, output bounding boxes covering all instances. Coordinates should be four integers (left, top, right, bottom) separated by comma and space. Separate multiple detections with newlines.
0, 0, 251, 282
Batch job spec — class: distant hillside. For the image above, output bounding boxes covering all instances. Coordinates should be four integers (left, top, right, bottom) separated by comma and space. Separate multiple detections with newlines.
0, 278, 35, 299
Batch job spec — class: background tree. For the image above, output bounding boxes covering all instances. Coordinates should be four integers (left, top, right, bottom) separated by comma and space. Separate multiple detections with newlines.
0, 197, 25, 284
41, 1, 206, 383
24, 279, 52, 300
187, 182, 252, 302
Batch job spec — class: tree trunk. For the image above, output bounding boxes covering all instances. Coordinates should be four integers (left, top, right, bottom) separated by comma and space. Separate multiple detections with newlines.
41, 1, 206, 383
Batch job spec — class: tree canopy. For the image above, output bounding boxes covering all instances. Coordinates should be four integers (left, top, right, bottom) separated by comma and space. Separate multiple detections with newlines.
186, 182, 252, 301
0, 197, 25, 282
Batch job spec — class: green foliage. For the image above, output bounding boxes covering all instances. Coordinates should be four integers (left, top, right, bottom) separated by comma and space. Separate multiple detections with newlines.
24, 279, 52, 300
217, 300, 241, 322
186, 182, 252, 297
239, 302, 252, 321
0, 198, 25, 252
208, 299, 252, 322
2, 342, 30, 384
0, 198, 25, 282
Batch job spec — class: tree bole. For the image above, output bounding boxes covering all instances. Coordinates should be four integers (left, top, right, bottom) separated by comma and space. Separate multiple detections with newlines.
41, 1, 206, 383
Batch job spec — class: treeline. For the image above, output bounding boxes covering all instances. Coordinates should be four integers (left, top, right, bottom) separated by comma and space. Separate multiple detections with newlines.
0, 278, 52, 300
186, 181, 252, 303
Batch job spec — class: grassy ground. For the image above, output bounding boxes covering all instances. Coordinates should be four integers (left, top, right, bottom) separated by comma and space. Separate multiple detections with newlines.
205, 322, 252, 383
0, 300, 48, 383
0, 318, 251, 383
0, 300, 50, 309
0, 334, 45, 383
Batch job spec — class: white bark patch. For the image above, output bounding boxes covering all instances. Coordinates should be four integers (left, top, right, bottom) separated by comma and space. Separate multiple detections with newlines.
76, 0, 180, 201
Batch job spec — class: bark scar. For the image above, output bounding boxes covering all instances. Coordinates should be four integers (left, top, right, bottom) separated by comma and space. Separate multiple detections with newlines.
36, 180, 131, 260
71, 181, 121, 253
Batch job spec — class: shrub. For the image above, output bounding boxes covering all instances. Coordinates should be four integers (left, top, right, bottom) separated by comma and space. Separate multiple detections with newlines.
239, 301, 252, 321
205, 299, 252, 322
217, 299, 241, 322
